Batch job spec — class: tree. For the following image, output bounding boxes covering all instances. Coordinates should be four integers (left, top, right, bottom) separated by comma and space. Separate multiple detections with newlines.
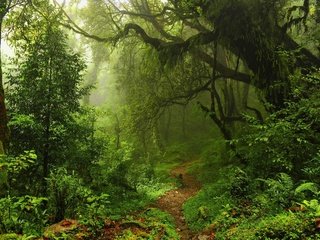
56, 0, 320, 145
0, 0, 28, 153
6, 4, 87, 191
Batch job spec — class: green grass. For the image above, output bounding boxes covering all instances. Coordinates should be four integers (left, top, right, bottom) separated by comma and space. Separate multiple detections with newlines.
106, 156, 180, 219
183, 139, 236, 231
183, 181, 233, 231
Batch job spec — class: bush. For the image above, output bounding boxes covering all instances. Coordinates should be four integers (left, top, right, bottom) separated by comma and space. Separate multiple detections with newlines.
229, 168, 250, 200
0, 151, 37, 195
263, 173, 294, 208
47, 167, 91, 222
78, 193, 110, 233
0, 195, 47, 236
236, 91, 320, 180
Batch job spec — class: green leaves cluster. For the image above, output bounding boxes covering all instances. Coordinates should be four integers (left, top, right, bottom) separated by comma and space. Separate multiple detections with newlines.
0, 195, 47, 235
236, 77, 320, 179
0, 151, 36, 195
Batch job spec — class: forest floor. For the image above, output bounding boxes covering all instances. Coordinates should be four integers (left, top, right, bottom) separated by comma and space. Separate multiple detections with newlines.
150, 160, 213, 240
41, 160, 216, 240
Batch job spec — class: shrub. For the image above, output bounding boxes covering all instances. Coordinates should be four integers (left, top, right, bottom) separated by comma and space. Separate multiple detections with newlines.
0, 195, 47, 236
0, 151, 37, 195
229, 168, 250, 200
78, 193, 110, 233
236, 91, 320, 180
262, 173, 294, 208
47, 167, 91, 222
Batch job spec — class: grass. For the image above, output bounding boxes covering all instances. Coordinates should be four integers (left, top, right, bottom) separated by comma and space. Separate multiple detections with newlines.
106, 153, 180, 220
183, 139, 236, 231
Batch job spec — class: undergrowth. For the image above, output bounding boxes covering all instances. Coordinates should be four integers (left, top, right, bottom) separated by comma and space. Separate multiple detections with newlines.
183, 140, 234, 231
114, 208, 179, 240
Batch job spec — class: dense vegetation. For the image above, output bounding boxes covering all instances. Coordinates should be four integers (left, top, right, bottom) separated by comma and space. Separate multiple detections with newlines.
0, 0, 319, 239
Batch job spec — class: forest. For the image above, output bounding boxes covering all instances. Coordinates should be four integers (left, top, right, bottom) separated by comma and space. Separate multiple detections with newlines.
0, 0, 320, 239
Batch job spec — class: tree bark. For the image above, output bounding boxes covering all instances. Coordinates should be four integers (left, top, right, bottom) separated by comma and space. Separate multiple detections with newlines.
0, 19, 9, 154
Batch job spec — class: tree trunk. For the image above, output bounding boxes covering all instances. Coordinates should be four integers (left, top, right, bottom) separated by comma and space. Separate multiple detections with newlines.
114, 114, 121, 149
152, 122, 164, 153
0, 20, 9, 154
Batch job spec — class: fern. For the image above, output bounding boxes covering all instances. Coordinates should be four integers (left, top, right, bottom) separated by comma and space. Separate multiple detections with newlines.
302, 199, 320, 217
295, 182, 318, 195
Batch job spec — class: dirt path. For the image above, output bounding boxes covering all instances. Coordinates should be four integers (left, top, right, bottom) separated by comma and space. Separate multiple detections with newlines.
154, 161, 202, 240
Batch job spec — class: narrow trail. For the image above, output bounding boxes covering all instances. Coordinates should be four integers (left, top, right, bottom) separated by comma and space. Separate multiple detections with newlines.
153, 161, 202, 240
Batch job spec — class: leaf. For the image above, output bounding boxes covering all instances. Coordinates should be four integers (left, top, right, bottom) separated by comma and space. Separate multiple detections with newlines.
295, 182, 318, 195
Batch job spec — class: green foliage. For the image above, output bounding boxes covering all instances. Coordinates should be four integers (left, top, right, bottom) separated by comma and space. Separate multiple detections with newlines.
210, 70, 320, 239
184, 184, 233, 231
262, 173, 294, 208
229, 168, 250, 200
236, 81, 320, 179
182, 139, 234, 231
302, 199, 320, 217
47, 168, 91, 222
303, 151, 320, 183
0, 151, 37, 194
91, 141, 135, 190
0, 195, 47, 235
7, 115, 40, 152
0, 233, 36, 240
215, 212, 317, 240
114, 208, 179, 240
47, 167, 112, 234
295, 182, 319, 200
1, 0, 320, 238
4, 151, 36, 176
140, 208, 179, 240
78, 193, 110, 234
103, 160, 176, 220
4, 1, 106, 198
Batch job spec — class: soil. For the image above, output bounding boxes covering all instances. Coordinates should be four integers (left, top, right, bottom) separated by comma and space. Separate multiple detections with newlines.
152, 161, 203, 240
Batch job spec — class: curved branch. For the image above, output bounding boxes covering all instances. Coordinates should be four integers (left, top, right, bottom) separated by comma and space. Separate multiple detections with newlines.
159, 78, 212, 107
119, 23, 164, 48
191, 50, 252, 86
